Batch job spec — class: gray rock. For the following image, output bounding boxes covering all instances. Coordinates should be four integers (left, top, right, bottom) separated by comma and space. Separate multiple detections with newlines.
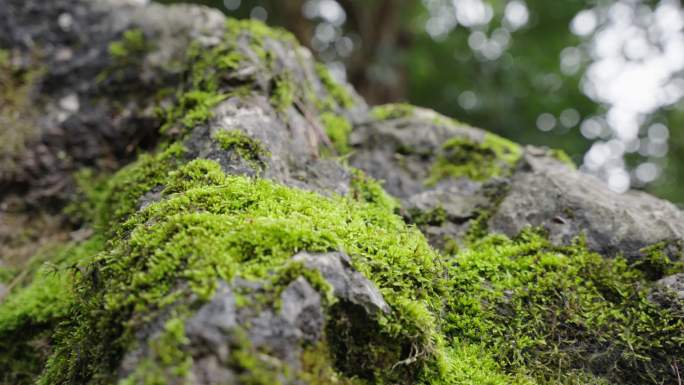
0, 0, 225, 205
489, 147, 684, 260
349, 107, 485, 200
654, 273, 684, 301
349, 107, 511, 248
184, 96, 353, 196
185, 282, 238, 361
292, 251, 390, 315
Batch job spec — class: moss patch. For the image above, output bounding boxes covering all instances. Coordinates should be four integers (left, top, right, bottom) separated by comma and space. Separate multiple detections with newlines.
320, 112, 352, 156
315, 64, 354, 109
371, 103, 415, 120
0, 49, 42, 175
426, 133, 522, 185
212, 129, 270, 166
108, 29, 150, 62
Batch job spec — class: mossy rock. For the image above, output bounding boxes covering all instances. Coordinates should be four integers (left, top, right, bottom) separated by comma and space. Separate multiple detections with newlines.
1, 1, 683, 385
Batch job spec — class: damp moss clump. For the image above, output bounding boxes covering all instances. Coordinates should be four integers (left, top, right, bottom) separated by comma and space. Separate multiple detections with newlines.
320, 112, 352, 155
160, 19, 354, 138
426, 133, 522, 185
24, 149, 680, 385
0, 236, 105, 385
212, 129, 270, 164
371, 103, 416, 120
315, 64, 354, 109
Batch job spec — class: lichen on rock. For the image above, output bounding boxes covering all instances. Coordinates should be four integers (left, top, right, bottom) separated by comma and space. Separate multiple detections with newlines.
0, 1, 682, 385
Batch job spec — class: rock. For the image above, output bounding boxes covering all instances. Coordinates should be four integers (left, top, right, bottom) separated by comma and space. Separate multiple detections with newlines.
292, 251, 391, 315
489, 148, 684, 260
649, 273, 684, 310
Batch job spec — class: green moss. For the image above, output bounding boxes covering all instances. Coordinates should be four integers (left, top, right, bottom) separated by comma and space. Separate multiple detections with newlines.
0, 236, 105, 385
320, 112, 352, 156
299, 343, 360, 385
634, 240, 683, 280
426, 133, 522, 185
117, 317, 192, 385
0, 236, 104, 334
161, 90, 227, 134
0, 49, 42, 173
212, 129, 270, 167
371, 103, 415, 120
91, 142, 186, 232
315, 64, 354, 109
225, 19, 298, 47
348, 168, 399, 213
408, 207, 448, 227
6, 17, 681, 385
549, 149, 576, 168
428, 342, 535, 385
442, 230, 684, 384
108, 29, 148, 60
271, 75, 295, 111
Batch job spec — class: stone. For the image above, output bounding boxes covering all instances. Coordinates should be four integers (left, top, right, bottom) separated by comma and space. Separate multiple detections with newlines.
292, 251, 391, 315
489, 147, 684, 260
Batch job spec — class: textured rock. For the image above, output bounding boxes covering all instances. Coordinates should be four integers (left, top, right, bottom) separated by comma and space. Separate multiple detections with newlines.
351, 108, 684, 260
292, 251, 390, 315
489, 148, 684, 260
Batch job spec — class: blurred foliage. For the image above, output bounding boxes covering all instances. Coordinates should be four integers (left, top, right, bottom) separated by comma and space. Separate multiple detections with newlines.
155, 0, 683, 204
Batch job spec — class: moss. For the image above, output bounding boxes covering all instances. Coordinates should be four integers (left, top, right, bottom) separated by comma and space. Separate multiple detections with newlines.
88, 142, 185, 232
161, 90, 227, 134
6, 17, 682, 385
299, 343, 360, 385
442, 230, 684, 384
117, 316, 192, 385
108, 29, 149, 61
0, 236, 105, 385
550, 149, 576, 168
408, 206, 448, 227
348, 168, 399, 213
212, 129, 270, 167
320, 112, 352, 156
634, 240, 683, 280
271, 75, 295, 112
315, 64, 354, 109
426, 133, 522, 185
0, 49, 42, 174
371, 103, 415, 120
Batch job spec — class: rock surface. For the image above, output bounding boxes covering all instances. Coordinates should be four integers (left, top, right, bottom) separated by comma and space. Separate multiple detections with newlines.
0, 1, 683, 385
